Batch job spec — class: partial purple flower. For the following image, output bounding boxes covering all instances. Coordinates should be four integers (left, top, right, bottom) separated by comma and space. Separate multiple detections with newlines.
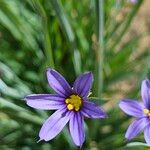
119, 79, 150, 144
128, 0, 138, 4
25, 68, 107, 147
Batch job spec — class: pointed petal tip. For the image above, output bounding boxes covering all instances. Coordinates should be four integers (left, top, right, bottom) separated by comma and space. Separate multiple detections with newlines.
24, 97, 29, 103
141, 78, 150, 109
97, 110, 108, 119
37, 139, 42, 143
86, 71, 93, 79
86, 71, 92, 75
46, 68, 51, 75
143, 78, 150, 83
119, 100, 127, 110
142, 78, 150, 90
144, 126, 150, 144
46, 68, 52, 72
81, 71, 93, 82
78, 143, 84, 149
24, 95, 33, 101
119, 100, 123, 108
46, 68, 72, 96
119, 99, 132, 107
23, 95, 31, 101
119, 99, 131, 108
125, 136, 131, 141
37, 138, 49, 142
46, 68, 54, 76
119, 99, 126, 105
125, 134, 132, 141
100, 113, 108, 119
73, 72, 93, 97
74, 141, 84, 148
46, 68, 56, 74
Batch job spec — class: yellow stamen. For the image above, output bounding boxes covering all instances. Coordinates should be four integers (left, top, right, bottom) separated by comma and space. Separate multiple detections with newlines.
65, 95, 82, 111
143, 109, 150, 116
75, 107, 80, 111
67, 104, 74, 110
144, 109, 150, 114
65, 99, 69, 104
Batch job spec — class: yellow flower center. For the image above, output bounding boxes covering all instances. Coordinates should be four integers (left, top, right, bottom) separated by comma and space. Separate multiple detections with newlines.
65, 95, 82, 111
143, 109, 150, 116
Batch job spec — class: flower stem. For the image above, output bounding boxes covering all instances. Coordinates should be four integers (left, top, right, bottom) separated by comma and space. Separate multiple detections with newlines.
95, 0, 104, 98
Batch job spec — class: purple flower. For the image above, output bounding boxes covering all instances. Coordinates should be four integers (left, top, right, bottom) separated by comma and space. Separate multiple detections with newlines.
119, 79, 150, 144
25, 68, 107, 147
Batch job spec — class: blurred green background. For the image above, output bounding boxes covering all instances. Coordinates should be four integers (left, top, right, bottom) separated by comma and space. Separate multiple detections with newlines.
0, 0, 150, 149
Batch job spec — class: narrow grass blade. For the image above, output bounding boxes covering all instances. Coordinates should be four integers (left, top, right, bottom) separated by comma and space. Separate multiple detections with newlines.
51, 0, 81, 75
95, 0, 105, 97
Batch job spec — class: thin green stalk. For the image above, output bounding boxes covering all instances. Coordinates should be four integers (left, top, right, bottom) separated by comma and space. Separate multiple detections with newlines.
95, 0, 104, 98
31, 0, 54, 68
51, 0, 81, 75
44, 19, 55, 68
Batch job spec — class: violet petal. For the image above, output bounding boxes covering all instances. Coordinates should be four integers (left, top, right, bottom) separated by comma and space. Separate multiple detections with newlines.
141, 79, 150, 109
39, 107, 71, 141
81, 100, 107, 118
25, 94, 65, 110
125, 117, 149, 140
144, 125, 150, 144
73, 72, 93, 97
46, 68, 72, 97
69, 112, 85, 147
119, 99, 144, 118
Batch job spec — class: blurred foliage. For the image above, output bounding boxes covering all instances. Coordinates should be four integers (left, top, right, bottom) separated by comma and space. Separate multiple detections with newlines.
0, 0, 150, 149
